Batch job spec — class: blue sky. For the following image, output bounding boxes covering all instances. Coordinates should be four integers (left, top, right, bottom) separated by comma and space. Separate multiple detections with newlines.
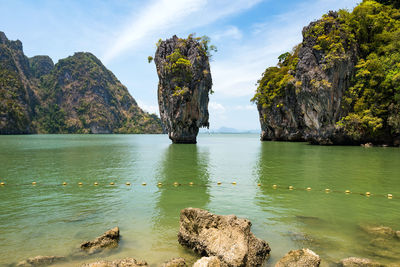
1, 0, 360, 130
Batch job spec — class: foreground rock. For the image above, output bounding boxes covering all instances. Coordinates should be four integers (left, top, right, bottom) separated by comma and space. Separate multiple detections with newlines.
80, 227, 120, 254
178, 208, 271, 266
339, 257, 384, 267
17, 256, 65, 266
82, 258, 148, 267
275, 249, 320, 267
154, 35, 212, 143
162, 257, 187, 267
193, 256, 228, 267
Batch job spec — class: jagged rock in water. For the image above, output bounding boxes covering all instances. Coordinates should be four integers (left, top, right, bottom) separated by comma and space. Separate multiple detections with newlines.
161, 257, 187, 267
339, 257, 384, 267
193, 256, 228, 267
275, 249, 321, 267
81, 258, 149, 267
80, 226, 120, 254
154, 35, 212, 143
16, 255, 66, 266
178, 208, 271, 267
255, 12, 358, 145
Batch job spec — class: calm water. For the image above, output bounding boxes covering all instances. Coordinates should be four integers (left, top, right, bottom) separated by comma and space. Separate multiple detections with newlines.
0, 134, 399, 266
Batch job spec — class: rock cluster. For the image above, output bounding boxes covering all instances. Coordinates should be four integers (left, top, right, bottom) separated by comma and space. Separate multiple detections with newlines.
178, 208, 271, 266
275, 248, 321, 267
154, 35, 212, 143
82, 258, 148, 267
80, 227, 120, 254
16, 255, 66, 267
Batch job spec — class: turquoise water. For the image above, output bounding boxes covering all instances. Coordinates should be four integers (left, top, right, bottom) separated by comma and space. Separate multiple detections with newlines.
0, 134, 399, 266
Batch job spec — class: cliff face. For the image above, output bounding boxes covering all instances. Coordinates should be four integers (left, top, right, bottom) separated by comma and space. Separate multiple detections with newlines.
253, 1, 400, 146
154, 35, 212, 143
0, 31, 162, 134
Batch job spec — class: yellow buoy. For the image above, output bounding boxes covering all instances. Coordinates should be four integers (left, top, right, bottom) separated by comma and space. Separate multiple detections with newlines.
189, 182, 193, 185
62, 182, 67, 186
157, 182, 162, 186
306, 187, 311, 191
32, 182, 37, 185
289, 186, 294, 190
94, 182, 98, 186
0, 182, 5, 186
257, 183, 261, 186
78, 182, 83, 186
217, 182, 221, 185
232, 182, 237, 185
110, 182, 115, 185
142, 182, 147, 186
272, 184, 277, 189
174, 182, 179, 186
345, 190, 351, 194
325, 188, 330, 193
388, 194, 393, 199
365, 192, 371, 196
126, 182, 131, 186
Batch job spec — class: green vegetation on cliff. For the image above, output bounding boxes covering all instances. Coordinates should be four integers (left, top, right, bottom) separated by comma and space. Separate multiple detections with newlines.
252, 0, 400, 144
0, 32, 162, 134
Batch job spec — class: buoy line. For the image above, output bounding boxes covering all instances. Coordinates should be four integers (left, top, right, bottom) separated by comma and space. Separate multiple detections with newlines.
0, 180, 396, 200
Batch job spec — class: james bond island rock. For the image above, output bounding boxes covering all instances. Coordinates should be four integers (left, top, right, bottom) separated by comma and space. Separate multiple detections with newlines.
80, 227, 120, 254
275, 249, 321, 267
178, 208, 271, 267
154, 35, 213, 143
252, 1, 400, 146
0, 31, 162, 134
82, 258, 149, 267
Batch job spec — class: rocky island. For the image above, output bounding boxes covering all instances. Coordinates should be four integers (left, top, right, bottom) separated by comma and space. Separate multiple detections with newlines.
0, 31, 162, 134
153, 35, 213, 143
252, 0, 400, 146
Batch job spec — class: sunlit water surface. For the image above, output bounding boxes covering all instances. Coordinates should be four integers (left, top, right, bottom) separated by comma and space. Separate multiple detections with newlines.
0, 134, 399, 266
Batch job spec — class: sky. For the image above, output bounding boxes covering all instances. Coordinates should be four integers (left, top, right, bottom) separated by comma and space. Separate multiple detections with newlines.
0, 0, 360, 131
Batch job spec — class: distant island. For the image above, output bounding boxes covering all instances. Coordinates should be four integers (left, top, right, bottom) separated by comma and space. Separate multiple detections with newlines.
0, 31, 162, 134
252, 0, 400, 146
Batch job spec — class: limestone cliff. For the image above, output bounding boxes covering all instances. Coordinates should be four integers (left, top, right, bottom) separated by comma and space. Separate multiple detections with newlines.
0, 31, 162, 134
154, 35, 212, 143
253, 1, 400, 146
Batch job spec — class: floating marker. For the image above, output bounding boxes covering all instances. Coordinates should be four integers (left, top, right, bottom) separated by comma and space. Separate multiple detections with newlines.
257, 183, 261, 186
289, 186, 294, 190
32, 182, 37, 185
217, 182, 221, 185
232, 182, 237, 185
306, 187, 311, 191
345, 190, 351, 194
157, 182, 162, 186
62, 182, 67, 185
189, 182, 193, 185
142, 182, 147, 186
388, 194, 393, 199
110, 182, 115, 185
174, 182, 180, 186
94, 182, 98, 186
78, 182, 83, 186
365, 192, 371, 196
325, 188, 330, 193
126, 182, 131, 186
272, 184, 277, 189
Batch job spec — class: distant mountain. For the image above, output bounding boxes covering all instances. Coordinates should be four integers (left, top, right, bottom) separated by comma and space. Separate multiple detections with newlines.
200, 127, 259, 134
0, 31, 163, 134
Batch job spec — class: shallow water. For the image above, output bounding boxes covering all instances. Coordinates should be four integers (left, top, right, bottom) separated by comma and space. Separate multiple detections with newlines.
0, 134, 399, 266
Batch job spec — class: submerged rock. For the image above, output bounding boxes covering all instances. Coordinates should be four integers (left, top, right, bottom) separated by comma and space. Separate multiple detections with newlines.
360, 225, 398, 239
154, 35, 212, 143
193, 256, 228, 267
275, 248, 320, 267
178, 208, 271, 266
80, 227, 120, 254
81, 258, 148, 267
339, 257, 384, 267
16, 255, 65, 266
162, 257, 187, 267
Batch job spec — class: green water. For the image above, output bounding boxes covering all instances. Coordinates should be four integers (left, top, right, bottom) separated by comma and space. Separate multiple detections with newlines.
0, 134, 399, 266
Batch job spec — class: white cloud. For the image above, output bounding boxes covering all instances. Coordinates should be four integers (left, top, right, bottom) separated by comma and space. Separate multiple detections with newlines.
101, 0, 263, 64
233, 105, 257, 111
209, 101, 226, 112
212, 26, 243, 41
136, 99, 159, 115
